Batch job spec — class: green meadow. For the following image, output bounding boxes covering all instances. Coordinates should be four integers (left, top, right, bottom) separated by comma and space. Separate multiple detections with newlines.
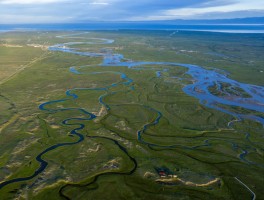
0, 30, 263, 199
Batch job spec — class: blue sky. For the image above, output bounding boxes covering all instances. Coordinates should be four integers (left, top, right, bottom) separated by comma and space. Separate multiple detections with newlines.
0, 0, 264, 23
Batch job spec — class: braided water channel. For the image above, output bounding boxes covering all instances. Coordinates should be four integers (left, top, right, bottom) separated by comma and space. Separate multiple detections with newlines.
0, 32, 263, 197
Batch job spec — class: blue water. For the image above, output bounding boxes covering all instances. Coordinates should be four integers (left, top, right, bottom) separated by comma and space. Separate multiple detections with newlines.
1, 23, 264, 33
51, 37, 263, 124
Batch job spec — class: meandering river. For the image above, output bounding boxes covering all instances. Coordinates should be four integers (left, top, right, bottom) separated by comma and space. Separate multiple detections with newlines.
0, 32, 263, 192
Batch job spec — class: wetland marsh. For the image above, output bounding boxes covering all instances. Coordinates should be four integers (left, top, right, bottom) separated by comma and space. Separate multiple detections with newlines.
0, 30, 263, 200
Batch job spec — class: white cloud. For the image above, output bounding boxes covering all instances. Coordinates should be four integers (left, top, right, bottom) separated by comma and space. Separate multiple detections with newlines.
0, 14, 68, 23
164, 0, 264, 18
0, 0, 65, 4
0, 0, 263, 23
0, 0, 112, 5
89, 2, 109, 5
127, 0, 264, 20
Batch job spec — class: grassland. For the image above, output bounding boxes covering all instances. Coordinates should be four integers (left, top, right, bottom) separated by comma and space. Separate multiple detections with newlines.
0, 30, 263, 200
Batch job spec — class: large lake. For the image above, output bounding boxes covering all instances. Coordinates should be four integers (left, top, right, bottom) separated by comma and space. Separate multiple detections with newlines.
1, 23, 264, 33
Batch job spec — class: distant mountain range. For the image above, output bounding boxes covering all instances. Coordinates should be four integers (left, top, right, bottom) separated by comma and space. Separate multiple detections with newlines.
1, 17, 263, 32
123, 17, 264, 25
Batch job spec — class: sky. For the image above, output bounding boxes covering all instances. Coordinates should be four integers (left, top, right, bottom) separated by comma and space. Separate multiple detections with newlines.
0, 0, 264, 23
